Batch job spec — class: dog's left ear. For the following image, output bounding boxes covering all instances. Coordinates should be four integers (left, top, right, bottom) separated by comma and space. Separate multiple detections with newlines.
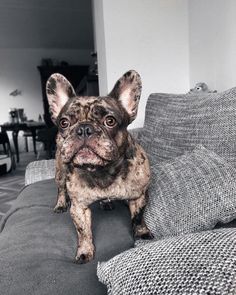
109, 70, 142, 123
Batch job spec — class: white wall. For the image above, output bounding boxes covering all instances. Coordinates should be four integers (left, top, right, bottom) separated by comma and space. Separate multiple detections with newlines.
93, 0, 190, 128
0, 48, 91, 124
92, 0, 108, 95
189, 0, 236, 92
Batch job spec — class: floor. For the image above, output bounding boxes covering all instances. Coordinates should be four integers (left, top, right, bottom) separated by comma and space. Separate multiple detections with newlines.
0, 151, 46, 220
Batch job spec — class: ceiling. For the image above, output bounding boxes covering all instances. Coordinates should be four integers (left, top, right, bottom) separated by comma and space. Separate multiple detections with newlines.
0, 0, 94, 49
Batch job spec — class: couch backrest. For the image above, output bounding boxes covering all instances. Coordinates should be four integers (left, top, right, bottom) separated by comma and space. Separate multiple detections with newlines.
141, 87, 236, 166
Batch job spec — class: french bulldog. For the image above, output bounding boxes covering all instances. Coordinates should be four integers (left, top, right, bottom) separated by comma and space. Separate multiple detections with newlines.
46, 70, 153, 264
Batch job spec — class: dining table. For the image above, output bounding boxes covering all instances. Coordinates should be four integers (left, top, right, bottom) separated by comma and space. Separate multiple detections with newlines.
0, 121, 46, 163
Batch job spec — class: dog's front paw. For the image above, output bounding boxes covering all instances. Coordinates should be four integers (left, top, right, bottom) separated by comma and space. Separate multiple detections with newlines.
54, 193, 70, 213
54, 205, 68, 213
75, 246, 95, 264
54, 201, 69, 213
133, 225, 154, 240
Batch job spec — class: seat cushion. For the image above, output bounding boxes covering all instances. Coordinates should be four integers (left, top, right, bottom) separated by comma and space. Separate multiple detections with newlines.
141, 88, 236, 166
0, 179, 134, 295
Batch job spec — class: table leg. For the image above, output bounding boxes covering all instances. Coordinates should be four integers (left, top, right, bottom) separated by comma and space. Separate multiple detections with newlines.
31, 130, 37, 155
12, 130, 19, 163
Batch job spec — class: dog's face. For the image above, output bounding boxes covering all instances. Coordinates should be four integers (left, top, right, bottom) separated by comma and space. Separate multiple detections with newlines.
46, 70, 142, 171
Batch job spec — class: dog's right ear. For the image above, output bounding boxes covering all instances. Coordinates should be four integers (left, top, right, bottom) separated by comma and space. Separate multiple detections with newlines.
46, 73, 76, 124
108, 70, 142, 124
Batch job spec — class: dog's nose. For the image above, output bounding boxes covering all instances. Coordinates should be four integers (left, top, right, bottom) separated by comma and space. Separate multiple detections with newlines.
77, 123, 95, 138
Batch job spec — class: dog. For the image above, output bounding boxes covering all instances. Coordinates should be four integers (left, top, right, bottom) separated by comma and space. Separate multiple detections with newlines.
46, 70, 153, 264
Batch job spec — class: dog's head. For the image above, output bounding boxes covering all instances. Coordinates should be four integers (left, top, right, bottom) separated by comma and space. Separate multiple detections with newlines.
46, 70, 142, 171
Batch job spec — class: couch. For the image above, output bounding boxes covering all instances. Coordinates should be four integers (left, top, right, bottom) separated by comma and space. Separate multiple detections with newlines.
1, 88, 236, 294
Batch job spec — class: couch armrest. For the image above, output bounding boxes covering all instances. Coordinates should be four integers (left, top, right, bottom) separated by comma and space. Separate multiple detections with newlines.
25, 159, 56, 186
129, 127, 144, 142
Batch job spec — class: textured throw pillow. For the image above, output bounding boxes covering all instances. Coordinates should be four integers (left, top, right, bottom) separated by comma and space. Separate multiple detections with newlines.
144, 145, 236, 239
97, 228, 236, 295
140, 88, 236, 166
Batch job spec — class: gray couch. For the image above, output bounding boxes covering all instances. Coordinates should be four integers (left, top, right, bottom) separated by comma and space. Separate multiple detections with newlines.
1, 88, 236, 294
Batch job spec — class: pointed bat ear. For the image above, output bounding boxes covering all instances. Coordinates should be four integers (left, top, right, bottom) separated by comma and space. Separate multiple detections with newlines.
108, 70, 142, 124
46, 73, 76, 124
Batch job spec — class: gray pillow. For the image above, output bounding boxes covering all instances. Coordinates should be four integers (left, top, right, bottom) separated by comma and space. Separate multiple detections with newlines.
140, 88, 236, 166
144, 145, 236, 238
97, 228, 236, 295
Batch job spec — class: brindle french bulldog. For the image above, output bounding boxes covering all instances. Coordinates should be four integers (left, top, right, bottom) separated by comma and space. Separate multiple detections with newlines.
46, 70, 153, 264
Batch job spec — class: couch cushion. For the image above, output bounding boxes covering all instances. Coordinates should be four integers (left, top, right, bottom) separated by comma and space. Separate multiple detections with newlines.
97, 228, 236, 294
144, 145, 236, 239
141, 88, 236, 165
0, 179, 133, 295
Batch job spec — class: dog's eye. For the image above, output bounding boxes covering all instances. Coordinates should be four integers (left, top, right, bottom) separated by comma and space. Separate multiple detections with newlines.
104, 116, 117, 128
59, 118, 70, 129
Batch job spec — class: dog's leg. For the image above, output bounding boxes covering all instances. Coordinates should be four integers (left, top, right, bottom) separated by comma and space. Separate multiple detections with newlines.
70, 200, 95, 264
54, 152, 69, 213
129, 192, 154, 240
54, 185, 69, 213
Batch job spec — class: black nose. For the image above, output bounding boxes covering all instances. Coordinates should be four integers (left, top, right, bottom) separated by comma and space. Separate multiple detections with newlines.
77, 123, 94, 138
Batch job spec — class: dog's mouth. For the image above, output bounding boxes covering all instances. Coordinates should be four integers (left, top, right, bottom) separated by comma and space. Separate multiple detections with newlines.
73, 147, 110, 171
75, 163, 104, 172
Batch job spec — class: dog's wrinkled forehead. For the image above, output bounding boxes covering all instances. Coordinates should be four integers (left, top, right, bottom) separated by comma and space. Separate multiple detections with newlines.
60, 95, 125, 124
46, 70, 142, 125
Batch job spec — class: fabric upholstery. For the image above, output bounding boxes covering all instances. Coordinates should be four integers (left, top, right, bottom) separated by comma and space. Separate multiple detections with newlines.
97, 228, 236, 295
25, 159, 55, 185
140, 88, 236, 166
144, 145, 236, 239
0, 180, 133, 295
